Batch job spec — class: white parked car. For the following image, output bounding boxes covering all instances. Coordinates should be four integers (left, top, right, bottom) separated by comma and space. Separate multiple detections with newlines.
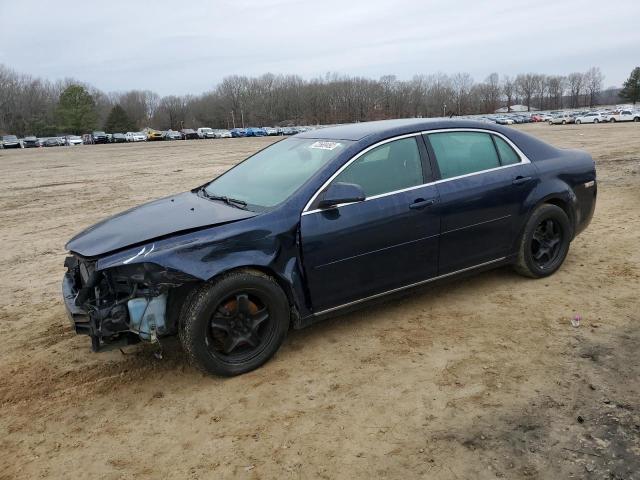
607, 110, 640, 122
495, 116, 514, 125
125, 132, 146, 142
66, 135, 83, 146
197, 127, 216, 139
213, 129, 232, 138
263, 127, 278, 136
549, 113, 575, 125
574, 112, 603, 124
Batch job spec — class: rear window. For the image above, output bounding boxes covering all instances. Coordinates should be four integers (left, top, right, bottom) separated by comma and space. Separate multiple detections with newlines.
427, 132, 500, 179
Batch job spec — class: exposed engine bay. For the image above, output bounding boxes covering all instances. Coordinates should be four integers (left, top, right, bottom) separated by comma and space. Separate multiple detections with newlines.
63, 255, 196, 351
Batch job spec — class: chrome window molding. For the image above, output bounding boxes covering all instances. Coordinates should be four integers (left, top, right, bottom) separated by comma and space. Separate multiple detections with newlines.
301, 127, 531, 216
313, 256, 507, 316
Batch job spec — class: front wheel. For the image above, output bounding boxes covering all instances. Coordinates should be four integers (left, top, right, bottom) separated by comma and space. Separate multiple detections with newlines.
594, 119, 599, 124
575, 120, 581, 124
514, 204, 572, 278
179, 270, 290, 376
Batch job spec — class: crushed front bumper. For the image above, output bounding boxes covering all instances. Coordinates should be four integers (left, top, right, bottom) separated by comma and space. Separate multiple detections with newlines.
62, 272, 92, 336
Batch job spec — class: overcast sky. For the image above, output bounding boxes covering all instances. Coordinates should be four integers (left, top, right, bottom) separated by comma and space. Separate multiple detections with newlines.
1, 0, 638, 96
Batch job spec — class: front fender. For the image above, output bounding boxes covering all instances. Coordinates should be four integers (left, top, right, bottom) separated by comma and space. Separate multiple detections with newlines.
95, 218, 311, 318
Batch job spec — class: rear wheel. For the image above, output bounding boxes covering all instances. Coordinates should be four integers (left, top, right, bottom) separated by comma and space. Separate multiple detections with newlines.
179, 270, 290, 376
575, 120, 581, 124
514, 204, 572, 278
610, 117, 616, 123
562, 120, 566, 125
594, 118, 599, 124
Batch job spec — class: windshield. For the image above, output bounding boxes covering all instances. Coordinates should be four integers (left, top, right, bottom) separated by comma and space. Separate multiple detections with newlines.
204, 137, 351, 210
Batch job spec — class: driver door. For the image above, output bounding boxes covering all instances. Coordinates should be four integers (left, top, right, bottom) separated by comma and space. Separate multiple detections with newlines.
300, 135, 441, 312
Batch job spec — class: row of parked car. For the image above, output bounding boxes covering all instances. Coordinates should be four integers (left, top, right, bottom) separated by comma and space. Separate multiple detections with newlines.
472, 108, 640, 126
0, 125, 316, 148
546, 109, 640, 125
3, 108, 638, 149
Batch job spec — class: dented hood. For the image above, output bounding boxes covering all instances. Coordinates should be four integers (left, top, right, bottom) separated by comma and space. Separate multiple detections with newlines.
66, 191, 257, 257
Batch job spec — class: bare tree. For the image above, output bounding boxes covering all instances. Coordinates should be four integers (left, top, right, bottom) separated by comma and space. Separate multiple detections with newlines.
485, 73, 501, 113
567, 72, 585, 108
515, 73, 538, 111
154, 95, 188, 130
0, 63, 622, 135
502, 75, 516, 112
584, 67, 604, 107
451, 72, 473, 115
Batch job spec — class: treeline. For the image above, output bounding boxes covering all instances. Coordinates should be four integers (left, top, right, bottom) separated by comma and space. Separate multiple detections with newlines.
0, 64, 633, 137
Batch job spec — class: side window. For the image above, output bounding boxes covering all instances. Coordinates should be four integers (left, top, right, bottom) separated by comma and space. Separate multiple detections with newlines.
333, 137, 423, 197
493, 136, 521, 166
427, 132, 500, 179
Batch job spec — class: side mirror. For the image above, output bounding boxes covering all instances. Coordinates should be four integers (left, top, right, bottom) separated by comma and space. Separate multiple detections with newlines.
318, 182, 366, 209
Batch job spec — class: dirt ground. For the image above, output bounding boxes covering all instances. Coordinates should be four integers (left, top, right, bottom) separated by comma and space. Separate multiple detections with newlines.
0, 123, 638, 479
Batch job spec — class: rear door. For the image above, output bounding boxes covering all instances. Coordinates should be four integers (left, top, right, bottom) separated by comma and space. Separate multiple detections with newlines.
300, 135, 440, 312
424, 130, 537, 274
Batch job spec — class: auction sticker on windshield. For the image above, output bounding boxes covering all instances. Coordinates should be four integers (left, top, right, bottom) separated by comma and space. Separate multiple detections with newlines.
309, 141, 341, 150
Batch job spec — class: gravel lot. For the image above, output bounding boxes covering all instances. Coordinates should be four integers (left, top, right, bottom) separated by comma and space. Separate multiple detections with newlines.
1, 123, 638, 479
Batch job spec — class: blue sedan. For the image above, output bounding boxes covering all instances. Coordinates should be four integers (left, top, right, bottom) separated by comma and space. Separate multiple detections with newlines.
62, 118, 597, 376
230, 128, 247, 137
245, 127, 267, 137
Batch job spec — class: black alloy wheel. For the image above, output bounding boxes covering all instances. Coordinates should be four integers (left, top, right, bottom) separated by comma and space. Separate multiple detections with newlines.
514, 204, 572, 278
180, 270, 290, 376
206, 292, 273, 362
531, 218, 563, 270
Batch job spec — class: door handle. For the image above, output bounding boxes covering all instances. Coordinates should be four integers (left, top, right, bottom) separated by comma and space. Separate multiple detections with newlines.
409, 198, 436, 210
512, 176, 532, 186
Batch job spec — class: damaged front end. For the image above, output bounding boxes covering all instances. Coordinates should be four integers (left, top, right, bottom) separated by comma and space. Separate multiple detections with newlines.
62, 255, 197, 352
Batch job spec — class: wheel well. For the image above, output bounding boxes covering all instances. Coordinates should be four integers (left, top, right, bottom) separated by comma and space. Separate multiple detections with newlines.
170, 266, 300, 332
209, 266, 298, 311
542, 197, 574, 230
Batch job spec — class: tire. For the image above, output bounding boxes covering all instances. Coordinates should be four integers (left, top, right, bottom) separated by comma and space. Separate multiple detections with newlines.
548, 120, 553, 125
179, 270, 290, 376
594, 119, 599, 124
610, 118, 616, 123
575, 120, 581, 124
514, 204, 572, 278
562, 120, 566, 125
634, 117, 639, 122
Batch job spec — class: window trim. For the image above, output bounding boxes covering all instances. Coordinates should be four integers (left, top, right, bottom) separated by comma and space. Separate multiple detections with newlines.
301, 128, 531, 215
491, 133, 520, 166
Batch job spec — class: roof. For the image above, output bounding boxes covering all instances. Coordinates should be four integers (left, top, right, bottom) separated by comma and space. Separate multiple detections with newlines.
297, 117, 560, 162
297, 118, 507, 141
